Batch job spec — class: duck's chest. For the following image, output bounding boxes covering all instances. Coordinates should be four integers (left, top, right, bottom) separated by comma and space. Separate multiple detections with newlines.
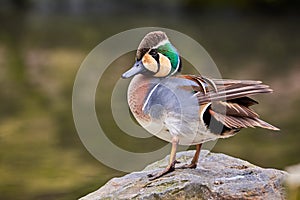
127, 75, 219, 145
127, 75, 156, 124
127, 75, 203, 130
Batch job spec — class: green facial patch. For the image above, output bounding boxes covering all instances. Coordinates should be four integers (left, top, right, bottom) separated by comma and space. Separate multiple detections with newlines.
157, 42, 179, 74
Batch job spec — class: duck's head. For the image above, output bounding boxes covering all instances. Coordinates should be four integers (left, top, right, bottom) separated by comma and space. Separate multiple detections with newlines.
122, 31, 181, 79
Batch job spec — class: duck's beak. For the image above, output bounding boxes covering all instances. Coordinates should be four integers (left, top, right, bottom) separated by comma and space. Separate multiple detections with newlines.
122, 60, 146, 79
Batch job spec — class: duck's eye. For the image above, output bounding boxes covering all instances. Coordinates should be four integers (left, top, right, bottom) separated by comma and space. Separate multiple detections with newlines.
149, 49, 159, 61
149, 49, 157, 56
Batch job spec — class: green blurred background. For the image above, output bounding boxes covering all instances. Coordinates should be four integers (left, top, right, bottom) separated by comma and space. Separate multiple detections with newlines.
0, 0, 299, 199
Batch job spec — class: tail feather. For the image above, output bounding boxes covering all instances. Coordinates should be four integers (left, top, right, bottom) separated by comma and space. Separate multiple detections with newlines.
254, 118, 280, 131
210, 109, 280, 131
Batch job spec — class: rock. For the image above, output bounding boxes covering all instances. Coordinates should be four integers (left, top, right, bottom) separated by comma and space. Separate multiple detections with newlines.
80, 150, 287, 200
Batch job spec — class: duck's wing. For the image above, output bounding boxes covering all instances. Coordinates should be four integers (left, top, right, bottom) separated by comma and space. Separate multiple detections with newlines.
177, 75, 280, 132
208, 100, 279, 131
181, 75, 272, 104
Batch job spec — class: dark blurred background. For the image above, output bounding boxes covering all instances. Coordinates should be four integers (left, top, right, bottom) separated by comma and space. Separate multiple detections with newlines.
0, 0, 299, 199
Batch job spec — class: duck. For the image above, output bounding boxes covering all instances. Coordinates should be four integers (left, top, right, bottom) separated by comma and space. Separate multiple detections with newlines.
121, 31, 279, 180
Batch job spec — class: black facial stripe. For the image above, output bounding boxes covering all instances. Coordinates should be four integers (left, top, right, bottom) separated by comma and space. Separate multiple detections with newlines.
148, 49, 160, 73
178, 57, 182, 72
149, 49, 160, 63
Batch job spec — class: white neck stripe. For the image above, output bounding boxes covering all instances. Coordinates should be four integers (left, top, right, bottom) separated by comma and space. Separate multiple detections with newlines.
153, 39, 169, 49
142, 83, 160, 112
170, 54, 180, 76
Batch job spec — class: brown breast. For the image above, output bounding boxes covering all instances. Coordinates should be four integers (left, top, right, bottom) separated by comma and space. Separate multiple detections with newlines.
127, 74, 152, 123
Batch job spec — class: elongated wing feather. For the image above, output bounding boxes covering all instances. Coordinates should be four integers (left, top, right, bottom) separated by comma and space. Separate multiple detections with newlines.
177, 75, 280, 131
178, 75, 272, 104
228, 97, 258, 107
211, 101, 259, 118
197, 81, 273, 104
210, 109, 279, 130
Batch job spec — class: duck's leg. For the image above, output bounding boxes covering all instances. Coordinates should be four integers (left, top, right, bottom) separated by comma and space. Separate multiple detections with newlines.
178, 143, 202, 169
148, 136, 179, 180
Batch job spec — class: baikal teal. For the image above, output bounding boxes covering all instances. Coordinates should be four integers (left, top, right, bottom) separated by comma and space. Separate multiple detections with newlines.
122, 31, 279, 180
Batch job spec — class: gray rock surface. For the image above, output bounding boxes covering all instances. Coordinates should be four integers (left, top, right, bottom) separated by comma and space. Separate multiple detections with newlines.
80, 150, 287, 200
